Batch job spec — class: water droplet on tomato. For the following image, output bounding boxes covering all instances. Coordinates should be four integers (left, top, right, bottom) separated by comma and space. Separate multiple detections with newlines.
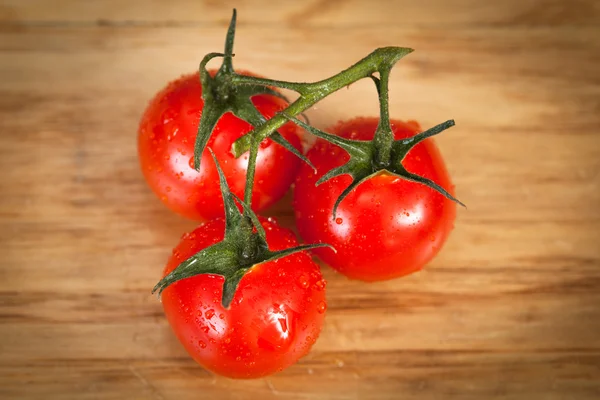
205, 309, 215, 319
335, 218, 343, 225
198, 340, 207, 349
297, 274, 310, 289
317, 301, 327, 314
314, 279, 326, 291
224, 337, 231, 344
162, 108, 178, 125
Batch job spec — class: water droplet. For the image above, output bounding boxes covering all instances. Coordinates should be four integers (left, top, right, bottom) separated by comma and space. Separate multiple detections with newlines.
224, 337, 231, 344
198, 340, 207, 349
317, 301, 327, 314
162, 108, 178, 125
314, 279, 326, 291
205, 309, 215, 319
297, 274, 310, 289
335, 218, 343, 225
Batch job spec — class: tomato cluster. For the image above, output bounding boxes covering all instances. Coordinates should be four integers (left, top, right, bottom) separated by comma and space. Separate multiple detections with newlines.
138, 10, 461, 379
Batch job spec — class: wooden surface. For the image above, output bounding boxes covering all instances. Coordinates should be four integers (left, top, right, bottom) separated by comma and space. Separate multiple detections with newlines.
1, 0, 599, 399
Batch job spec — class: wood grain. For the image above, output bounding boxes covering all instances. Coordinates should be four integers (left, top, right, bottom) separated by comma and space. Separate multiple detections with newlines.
1, 0, 599, 399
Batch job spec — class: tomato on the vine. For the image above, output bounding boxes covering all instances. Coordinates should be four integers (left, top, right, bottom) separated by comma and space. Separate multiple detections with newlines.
138, 71, 303, 221
160, 217, 327, 379
293, 117, 457, 281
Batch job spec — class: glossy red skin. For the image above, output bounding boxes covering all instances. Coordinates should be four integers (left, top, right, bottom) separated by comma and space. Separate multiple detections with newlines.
294, 118, 456, 281
161, 217, 327, 379
138, 72, 303, 221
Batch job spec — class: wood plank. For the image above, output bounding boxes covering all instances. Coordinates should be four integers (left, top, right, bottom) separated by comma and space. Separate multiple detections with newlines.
3, 352, 600, 400
1, 283, 599, 361
1, 0, 599, 27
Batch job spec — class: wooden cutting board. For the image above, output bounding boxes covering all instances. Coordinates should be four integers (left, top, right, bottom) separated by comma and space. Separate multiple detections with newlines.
1, 1, 599, 399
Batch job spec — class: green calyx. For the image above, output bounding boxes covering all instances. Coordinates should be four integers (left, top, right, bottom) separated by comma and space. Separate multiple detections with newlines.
192, 9, 312, 205
152, 149, 332, 309
283, 115, 465, 218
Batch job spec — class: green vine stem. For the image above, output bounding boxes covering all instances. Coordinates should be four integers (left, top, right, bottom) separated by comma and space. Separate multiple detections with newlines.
229, 46, 414, 157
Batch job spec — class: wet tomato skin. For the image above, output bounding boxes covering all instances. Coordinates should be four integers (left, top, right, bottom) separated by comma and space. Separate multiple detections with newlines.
293, 117, 457, 281
138, 71, 303, 221
160, 217, 326, 379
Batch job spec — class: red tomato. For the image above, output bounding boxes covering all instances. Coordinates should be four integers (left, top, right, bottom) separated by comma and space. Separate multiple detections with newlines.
293, 117, 457, 281
160, 217, 327, 379
138, 72, 303, 221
